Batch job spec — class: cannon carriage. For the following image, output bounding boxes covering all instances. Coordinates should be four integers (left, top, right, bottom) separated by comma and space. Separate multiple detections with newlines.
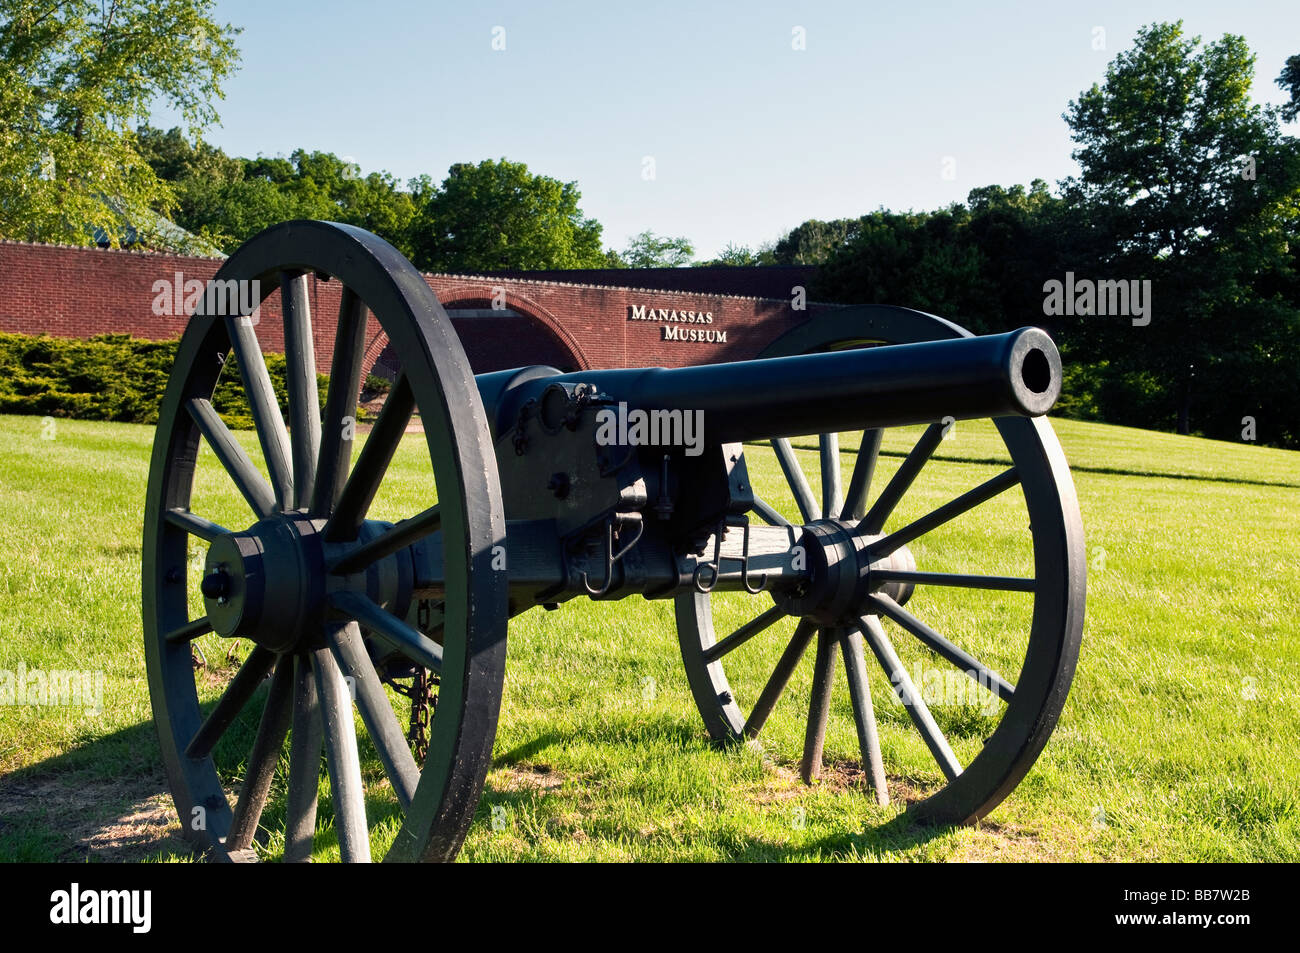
142, 220, 1084, 862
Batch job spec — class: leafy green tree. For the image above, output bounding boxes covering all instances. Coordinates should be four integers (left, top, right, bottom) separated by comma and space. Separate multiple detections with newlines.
134, 124, 242, 183
1063, 21, 1300, 438
410, 158, 606, 271
815, 207, 990, 326
964, 180, 1078, 334
772, 218, 856, 265
1278, 54, 1300, 123
621, 229, 694, 268
692, 240, 777, 267
0, 0, 239, 246
136, 129, 420, 257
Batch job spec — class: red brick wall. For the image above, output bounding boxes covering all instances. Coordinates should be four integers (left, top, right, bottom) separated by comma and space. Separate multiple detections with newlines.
0, 240, 826, 377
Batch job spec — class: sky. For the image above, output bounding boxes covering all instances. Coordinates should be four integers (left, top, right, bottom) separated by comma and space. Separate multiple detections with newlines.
150, 1, 1300, 259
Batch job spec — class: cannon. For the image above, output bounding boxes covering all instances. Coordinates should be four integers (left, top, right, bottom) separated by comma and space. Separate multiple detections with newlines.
142, 221, 1084, 862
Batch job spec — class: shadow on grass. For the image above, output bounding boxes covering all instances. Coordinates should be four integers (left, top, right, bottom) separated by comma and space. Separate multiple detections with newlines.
729, 811, 957, 862
777, 439, 1300, 489
482, 715, 961, 862
7, 695, 958, 863
0, 674, 285, 862
475, 776, 957, 861
0, 716, 188, 862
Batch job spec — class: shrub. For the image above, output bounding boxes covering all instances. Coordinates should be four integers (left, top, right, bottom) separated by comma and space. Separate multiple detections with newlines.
0, 332, 327, 429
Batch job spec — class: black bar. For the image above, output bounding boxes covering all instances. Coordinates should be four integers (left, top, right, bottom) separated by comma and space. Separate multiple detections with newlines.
482, 327, 1061, 445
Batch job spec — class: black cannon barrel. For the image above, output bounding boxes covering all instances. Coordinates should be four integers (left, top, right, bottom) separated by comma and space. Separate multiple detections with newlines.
477, 327, 1062, 445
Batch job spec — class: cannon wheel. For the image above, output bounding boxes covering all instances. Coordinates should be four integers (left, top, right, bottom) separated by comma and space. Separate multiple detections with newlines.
676, 305, 1085, 826
142, 221, 507, 862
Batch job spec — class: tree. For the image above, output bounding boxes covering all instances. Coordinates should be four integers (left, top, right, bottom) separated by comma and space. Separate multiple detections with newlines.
621, 229, 694, 267
0, 1, 240, 246
814, 207, 991, 326
772, 218, 856, 265
963, 180, 1076, 336
1278, 54, 1300, 123
1062, 21, 1300, 437
410, 158, 607, 271
693, 240, 777, 267
136, 128, 421, 257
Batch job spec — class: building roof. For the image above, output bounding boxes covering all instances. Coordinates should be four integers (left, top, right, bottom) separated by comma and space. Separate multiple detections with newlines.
465, 265, 818, 301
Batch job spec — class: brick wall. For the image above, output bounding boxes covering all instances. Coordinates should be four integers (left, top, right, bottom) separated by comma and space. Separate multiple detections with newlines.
0, 240, 830, 377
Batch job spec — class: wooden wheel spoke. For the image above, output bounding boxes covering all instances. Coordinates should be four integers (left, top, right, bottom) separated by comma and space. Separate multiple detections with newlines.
327, 621, 420, 811
187, 398, 276, 518
281, 271, 322, 510
326, 374, 415, 543
165, 508, 229, 542
227, 659, 294, 852
840, 629, 889, 806
225, 312, 294, 511
311, 288, 370, 517
744, 620, 817, 737
702, 604, 786, 664
841, 428, 882, 520
870, 594, 1015, 702
870, 569, 1035, 592
860, 422, 944, 535
868, 467, 1020, 556
330, 591, 443, 674
818, 433, 842, 520
164, 616, 212, 644
800, 629, 839, 783
857, 615, 962, 781
750, 495, 791, 527
284, 654, 322, 863
328, 505, 440, 576
311, 648, 371, 863
772, 437, 819, 523
185, 646, 277, 761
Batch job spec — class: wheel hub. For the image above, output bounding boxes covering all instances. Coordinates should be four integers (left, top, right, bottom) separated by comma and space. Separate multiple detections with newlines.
776, 519, 916, 626
201, 516, 419, 653
203, 515, 328, 653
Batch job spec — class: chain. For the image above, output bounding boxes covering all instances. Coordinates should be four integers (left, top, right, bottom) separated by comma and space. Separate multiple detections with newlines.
406, 599, 439, 761
407, 669, 434, 761
374, 601, 441, 761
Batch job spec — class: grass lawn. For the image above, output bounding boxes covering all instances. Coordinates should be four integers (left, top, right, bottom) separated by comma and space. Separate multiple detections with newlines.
0, 411, 1296, 862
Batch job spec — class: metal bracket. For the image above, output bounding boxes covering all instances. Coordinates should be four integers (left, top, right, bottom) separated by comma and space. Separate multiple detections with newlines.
579, 512, 645, 597
512, 398, 536, 456
692, 514, 766, 594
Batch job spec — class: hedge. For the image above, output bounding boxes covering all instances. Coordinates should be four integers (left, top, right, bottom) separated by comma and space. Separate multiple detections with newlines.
0, 332, 329, 429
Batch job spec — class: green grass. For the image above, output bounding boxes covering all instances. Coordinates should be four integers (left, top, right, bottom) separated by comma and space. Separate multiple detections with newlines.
0, 412, 1296, 862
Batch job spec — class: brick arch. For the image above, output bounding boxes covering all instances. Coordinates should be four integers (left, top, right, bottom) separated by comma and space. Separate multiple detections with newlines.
433, 283, 590, 372
361, 324, 390, 377
359, 284, 591, 381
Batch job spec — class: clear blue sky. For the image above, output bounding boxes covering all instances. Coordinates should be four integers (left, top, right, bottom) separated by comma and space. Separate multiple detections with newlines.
150, 0, 1300, 259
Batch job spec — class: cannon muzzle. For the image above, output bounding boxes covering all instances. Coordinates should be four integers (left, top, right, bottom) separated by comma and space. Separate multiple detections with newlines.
479, 327, 1062, 445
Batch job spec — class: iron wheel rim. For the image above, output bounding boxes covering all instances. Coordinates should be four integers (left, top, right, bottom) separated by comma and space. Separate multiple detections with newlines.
675, 305, 1085, 825
142, 220, 507, 862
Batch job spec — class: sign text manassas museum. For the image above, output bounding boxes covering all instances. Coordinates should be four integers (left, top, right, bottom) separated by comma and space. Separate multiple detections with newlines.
628, 303, 727, 343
